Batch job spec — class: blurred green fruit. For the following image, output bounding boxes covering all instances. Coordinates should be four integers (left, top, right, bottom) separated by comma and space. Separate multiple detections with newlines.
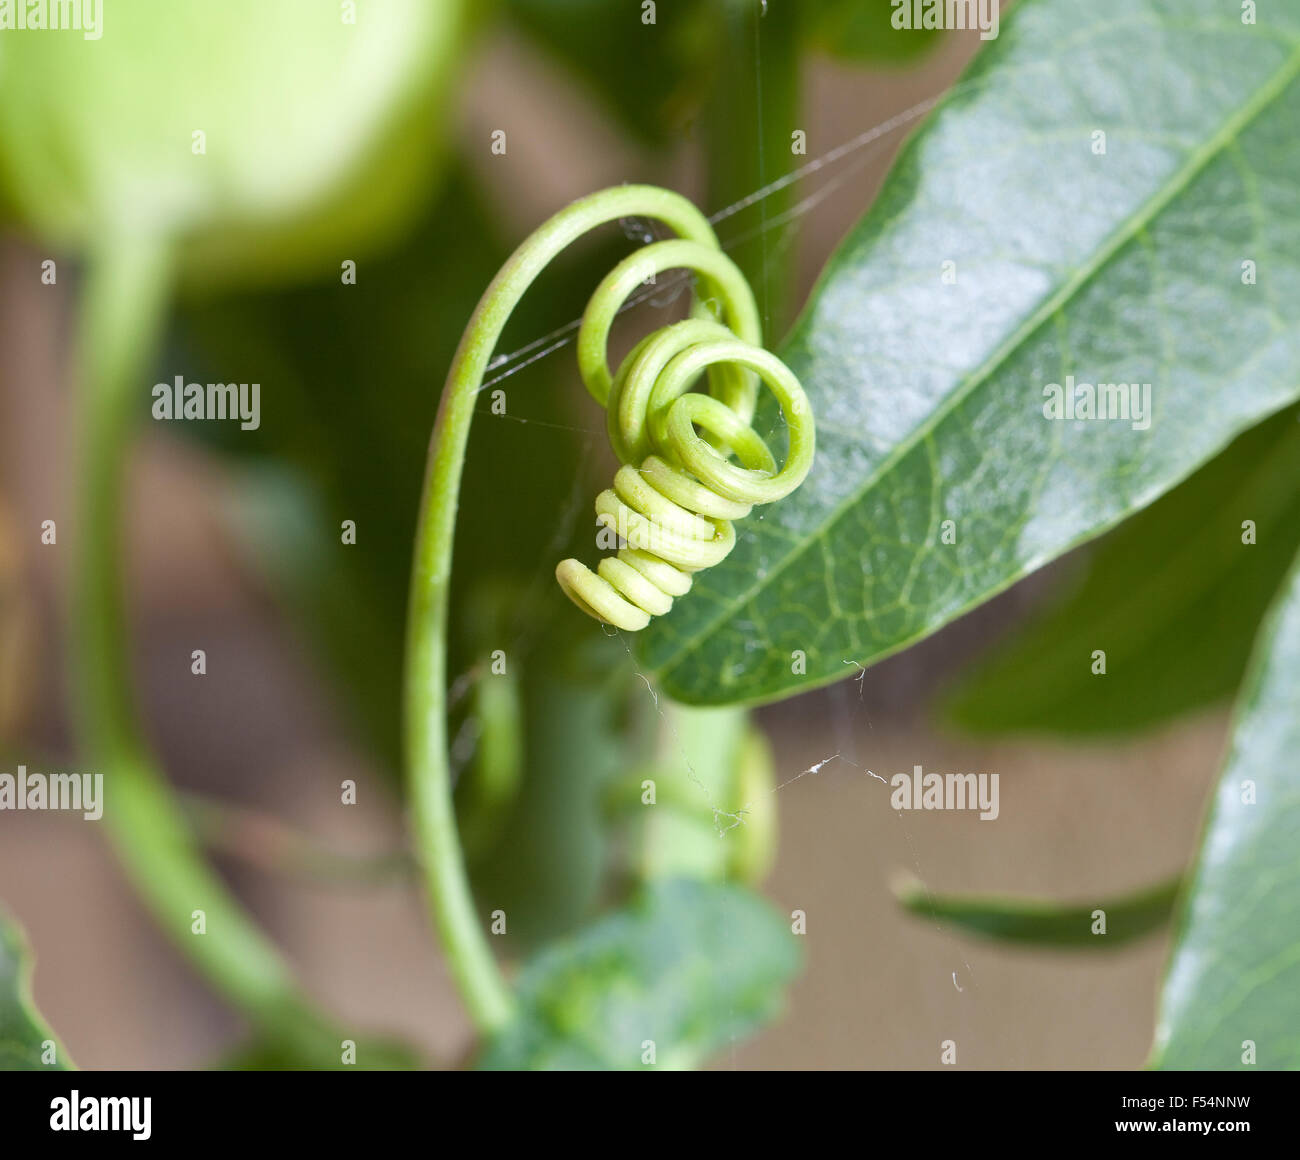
0, 0, 466, 286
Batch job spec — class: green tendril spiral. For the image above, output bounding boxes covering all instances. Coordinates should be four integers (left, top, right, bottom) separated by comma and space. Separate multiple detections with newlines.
405, 188, 812, 1029
553, 197, 816, 631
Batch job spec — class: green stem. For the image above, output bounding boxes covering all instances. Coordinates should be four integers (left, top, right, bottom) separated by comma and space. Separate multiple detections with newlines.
627, 700, 777, 887
636, 702, 747, 881
405, 185, 721, 1035
73, 240, 308, 1031
707, 0, 803, 334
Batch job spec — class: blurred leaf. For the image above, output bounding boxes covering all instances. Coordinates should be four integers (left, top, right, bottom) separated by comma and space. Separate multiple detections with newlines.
640, 0, 1300, 705
478, 878, 800, 1070
0, 913, 71, 1070
218, 1002, 421, 1070
508, 0, 708, 143
804, 0, 945, 63
0, 0, 465, 284
895, 874, 1180, 949
1152, 547, 1300, 1070
466, 639, 634, 949
942, 406, 1300, 736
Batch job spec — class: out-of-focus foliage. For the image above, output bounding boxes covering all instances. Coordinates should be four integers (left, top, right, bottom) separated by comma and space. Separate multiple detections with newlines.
179, 171, 503, 767
478, 878, 801, 1069
0, 0, 465, 284
0, 914, 69, 1070
942, 406, 1300, 736
804, 0, 945, 63
507, 0, 710, 143
462, 636, 634, 950
506, 0, 943, 158
895, 875, 1180, 949
704, 0, 802, 331
1153, 548, 1300, 1069
218, 1003, 421, 1071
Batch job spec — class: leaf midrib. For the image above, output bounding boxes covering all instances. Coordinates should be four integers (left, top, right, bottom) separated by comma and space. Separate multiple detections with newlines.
652, 38, 1300, 684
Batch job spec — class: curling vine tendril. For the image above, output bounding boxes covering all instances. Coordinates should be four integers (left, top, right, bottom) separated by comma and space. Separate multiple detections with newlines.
554, 207, 816, 630
406, 185, 814, 1034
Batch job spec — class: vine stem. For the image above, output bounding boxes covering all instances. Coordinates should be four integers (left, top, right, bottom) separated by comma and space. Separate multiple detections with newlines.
405, 185, 721, 1035
74, 240, 312, 1034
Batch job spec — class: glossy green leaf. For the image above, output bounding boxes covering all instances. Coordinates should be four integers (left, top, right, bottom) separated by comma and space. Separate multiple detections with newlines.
478, 878, 801, 1069
895, 874, 1180, 949
640, 0, 1300, 705
0, 913, 71, 1070
942, 406, 1300, 736
0, 0, 464, 283
1152, 547, 1300, 1070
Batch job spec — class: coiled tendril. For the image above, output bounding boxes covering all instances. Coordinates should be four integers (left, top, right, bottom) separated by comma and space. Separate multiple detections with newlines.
554, 207, 816, 630
402, 186, 815, 1030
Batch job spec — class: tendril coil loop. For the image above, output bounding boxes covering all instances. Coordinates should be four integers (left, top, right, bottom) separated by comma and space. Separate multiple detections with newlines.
555, 217, 816, 631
